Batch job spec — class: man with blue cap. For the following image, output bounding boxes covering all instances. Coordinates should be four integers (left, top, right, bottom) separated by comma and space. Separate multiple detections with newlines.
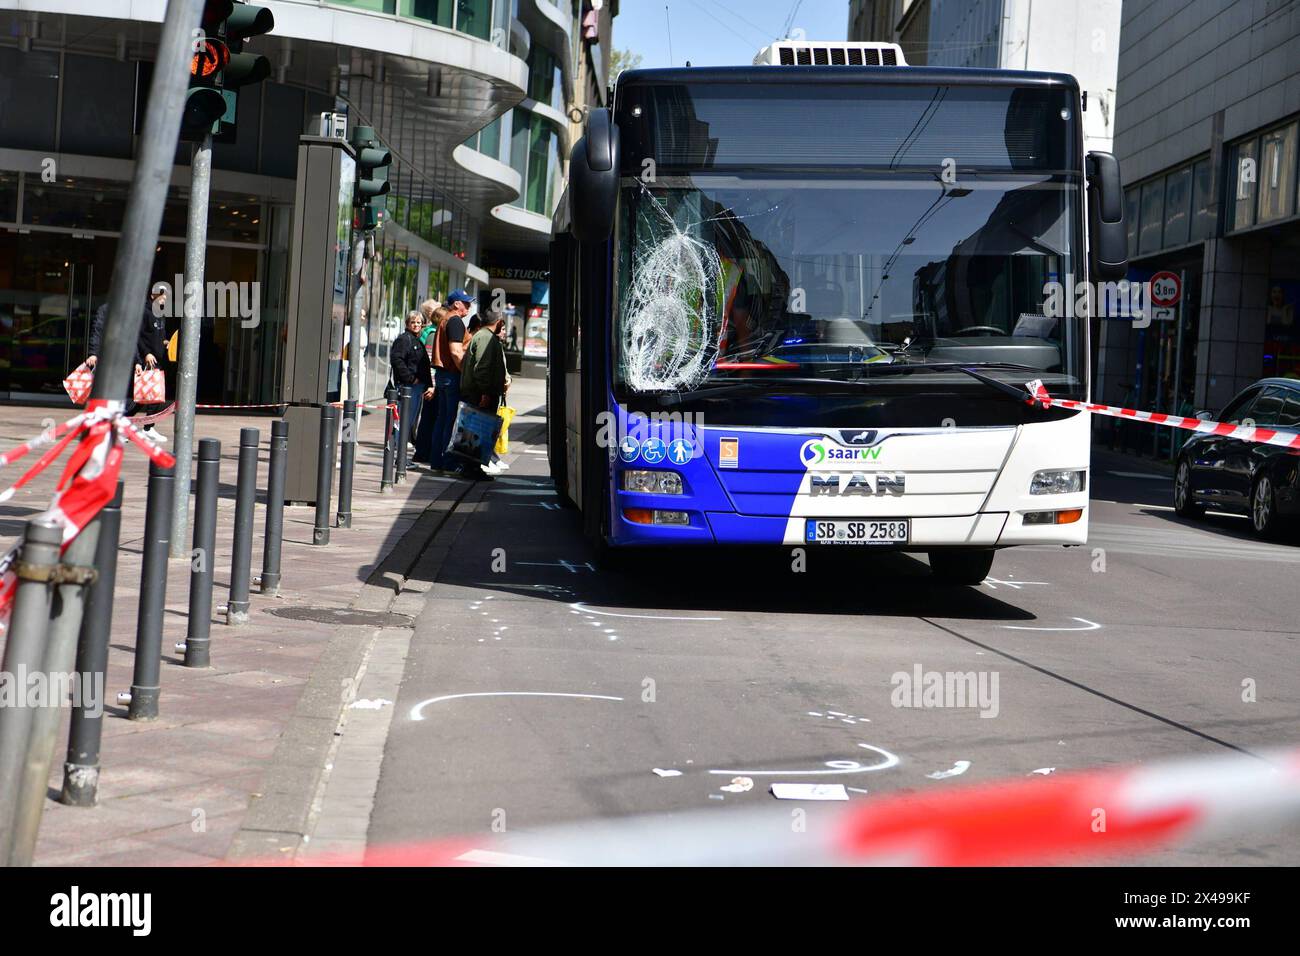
420, 288, 474, 473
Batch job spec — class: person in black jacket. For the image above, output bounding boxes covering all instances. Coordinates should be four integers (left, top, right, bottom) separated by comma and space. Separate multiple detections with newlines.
86, 286, 168, 438
390, 310, 433, 456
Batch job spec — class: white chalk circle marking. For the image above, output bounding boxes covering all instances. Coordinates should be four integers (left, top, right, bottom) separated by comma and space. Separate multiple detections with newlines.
708, 744, 900, 777
569, 601, 723, 621
410, 691, 625, 722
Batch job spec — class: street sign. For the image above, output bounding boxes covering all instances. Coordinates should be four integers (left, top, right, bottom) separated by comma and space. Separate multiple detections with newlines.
1152, 306, 1176, 322
1151, 270, 1182, 307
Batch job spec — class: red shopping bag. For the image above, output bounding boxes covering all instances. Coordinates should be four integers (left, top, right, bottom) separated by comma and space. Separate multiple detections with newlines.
133, 367, 166, 404
63, 362, 94, 405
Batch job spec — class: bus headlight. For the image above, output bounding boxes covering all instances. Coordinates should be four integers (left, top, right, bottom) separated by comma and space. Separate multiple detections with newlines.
1030, 469, 1086, 495
622, 470, 683, 495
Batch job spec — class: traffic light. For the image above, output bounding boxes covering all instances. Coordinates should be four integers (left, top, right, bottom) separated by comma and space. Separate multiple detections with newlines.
181, 1, 274, 143
215, 2, 275, 141
182, 0, 234, 141
350, 126, 392, 222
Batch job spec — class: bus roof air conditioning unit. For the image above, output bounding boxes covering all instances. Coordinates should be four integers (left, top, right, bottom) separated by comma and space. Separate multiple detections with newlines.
753, 41, 906, 67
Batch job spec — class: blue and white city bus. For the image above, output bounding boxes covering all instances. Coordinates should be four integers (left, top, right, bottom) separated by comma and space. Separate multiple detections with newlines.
547, 41, 1128, 583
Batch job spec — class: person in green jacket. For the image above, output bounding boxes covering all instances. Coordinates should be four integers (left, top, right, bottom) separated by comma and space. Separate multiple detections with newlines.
459, 310, 508, 480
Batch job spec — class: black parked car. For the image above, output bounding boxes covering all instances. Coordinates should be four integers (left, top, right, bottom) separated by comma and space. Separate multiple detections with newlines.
1173, 378, 1300, 539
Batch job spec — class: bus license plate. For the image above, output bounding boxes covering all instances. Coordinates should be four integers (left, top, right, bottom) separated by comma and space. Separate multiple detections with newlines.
805, 519, 909, 545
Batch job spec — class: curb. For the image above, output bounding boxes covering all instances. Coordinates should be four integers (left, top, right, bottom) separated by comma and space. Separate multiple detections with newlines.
225, 423, 543, 862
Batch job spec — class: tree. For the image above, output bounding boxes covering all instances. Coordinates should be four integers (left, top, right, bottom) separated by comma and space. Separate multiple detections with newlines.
609, 47, 643, 76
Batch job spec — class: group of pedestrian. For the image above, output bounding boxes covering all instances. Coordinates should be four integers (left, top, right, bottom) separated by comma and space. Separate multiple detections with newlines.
388, 288, 511, 481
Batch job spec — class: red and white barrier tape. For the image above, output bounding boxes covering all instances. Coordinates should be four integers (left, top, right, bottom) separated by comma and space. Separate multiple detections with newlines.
0, 399, 176, 631
1027, 379, 1300, 450
284, 746, 1300, 867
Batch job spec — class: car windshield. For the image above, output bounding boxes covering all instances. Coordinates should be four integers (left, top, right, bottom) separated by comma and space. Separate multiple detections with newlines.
614, 172, 1082, 401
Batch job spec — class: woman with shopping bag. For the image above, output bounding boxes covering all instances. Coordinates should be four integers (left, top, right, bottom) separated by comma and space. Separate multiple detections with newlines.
83, 286, 169, 442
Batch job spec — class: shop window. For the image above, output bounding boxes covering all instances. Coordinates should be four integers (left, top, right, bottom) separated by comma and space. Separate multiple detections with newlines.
1124, 187, 1140, 256
403, 1, 453, 27
1163, 165, 1192, 247
0, 172, 17, 222
0, 48, 59, 151
1138, 178, 1164, 255
1257, 122, 1297, 224
261, 84, 307, 179
1230, 138, 1258, 231
24, 177, 126, 232
1190, 158, 1216, 240
60, 54, 136, 159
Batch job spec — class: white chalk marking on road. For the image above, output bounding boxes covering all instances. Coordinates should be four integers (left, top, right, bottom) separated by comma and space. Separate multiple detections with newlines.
410, 691, 624, 722
519, 560, 595, 574
1001, 617, 1101, 632
982, 577, 1050, 591
347, 698, 392, 710
771, 783, 849, 801
652, 768, 682, 777
570, 602, 723, 621
1031, 767, 1057, 775
927, 760, 971, 780
709, 744, 900, 777
847, 787, 870, 795
455, 848, 563, 867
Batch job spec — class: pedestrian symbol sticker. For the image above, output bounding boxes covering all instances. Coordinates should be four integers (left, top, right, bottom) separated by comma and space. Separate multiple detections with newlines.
667, 438, 693, 464
619, 436, 640, 463
641, 438, 666, 464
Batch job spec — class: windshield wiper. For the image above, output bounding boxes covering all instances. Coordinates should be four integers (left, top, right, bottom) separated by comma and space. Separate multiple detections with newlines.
862, 361, 1043, 404
653, 377, 877, 406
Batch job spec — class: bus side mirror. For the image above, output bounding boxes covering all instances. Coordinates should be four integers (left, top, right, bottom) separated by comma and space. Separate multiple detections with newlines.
1086, 151, 1128, 281
569, 109, 620, 244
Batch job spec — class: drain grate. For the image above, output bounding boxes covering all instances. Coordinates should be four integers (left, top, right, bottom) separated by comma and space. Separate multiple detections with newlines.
266, 606, 415, 628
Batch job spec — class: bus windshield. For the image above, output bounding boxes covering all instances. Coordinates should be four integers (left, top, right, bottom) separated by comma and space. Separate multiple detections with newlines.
611, 79, 1085, 423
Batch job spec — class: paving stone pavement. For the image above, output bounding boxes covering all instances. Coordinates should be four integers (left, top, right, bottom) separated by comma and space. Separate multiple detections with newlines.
0, 384, 543, 866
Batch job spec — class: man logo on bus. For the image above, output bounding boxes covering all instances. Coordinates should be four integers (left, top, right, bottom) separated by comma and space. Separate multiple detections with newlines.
800, 439, 883, 467
668, 438, 694, 464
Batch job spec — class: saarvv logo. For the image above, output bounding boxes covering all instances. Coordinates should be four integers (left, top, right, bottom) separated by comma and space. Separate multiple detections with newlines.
799, 439, 882, 467
49, 886, 151, 936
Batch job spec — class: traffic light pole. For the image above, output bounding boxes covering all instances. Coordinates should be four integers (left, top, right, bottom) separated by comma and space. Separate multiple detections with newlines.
171, 132, 213, 559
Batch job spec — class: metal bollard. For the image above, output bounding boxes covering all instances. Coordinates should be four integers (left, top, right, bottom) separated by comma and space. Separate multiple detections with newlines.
395, 387, 412, 482
8, 511, 103, 866
258, 419, 287, 595
225, 427, 258, 625
381, 387, 397, 493
125, 460, 174, 721
0, 518, 63, 863
313, 404, 339, 546
337, 399, 357, 528
60, 482, 124, 807
183, 438, 220, 667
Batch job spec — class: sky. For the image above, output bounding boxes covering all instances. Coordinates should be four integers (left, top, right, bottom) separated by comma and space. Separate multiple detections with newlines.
611, 0, 851, 70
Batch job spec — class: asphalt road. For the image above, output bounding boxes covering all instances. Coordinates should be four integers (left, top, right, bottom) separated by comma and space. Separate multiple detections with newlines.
364, 418, 1300, 865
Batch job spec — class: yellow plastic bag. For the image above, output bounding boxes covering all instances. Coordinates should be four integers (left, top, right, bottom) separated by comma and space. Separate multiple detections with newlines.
166, 330, 178, 363
495, 406, 515, 456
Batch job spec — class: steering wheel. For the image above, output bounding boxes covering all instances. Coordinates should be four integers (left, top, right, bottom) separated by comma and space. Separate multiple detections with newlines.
951, 325, 1004, 336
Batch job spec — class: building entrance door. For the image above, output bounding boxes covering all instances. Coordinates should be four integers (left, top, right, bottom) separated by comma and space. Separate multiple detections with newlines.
0, 232, 116, 400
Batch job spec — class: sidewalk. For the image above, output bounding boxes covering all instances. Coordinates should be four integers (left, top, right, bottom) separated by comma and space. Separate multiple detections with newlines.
0, 379, 546, 865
